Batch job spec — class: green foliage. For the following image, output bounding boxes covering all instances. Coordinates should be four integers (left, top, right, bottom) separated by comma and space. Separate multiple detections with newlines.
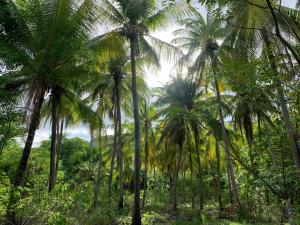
0, 0, 300, 224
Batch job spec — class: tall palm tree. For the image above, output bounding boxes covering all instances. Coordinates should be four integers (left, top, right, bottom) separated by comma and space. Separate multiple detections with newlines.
172, 9, 240, 203
140, 99, 156, 208
0, 0, 100, 223
88, 47, 147, 208
155, 76, 222, 216
96, 1, 187, 223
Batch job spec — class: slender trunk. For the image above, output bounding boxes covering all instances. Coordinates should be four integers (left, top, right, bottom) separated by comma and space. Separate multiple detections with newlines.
88, 132, 94, 181
227, 163, 233, 204
263, 33, 300, 178
130, 35, 142, 225
6, 91, 44, 225
215, 140, 223, 211
213, 63, 239, 203
92, 125, 102, 208
49, 92, 59, 192
116, 77, 124, 210
181, 163, 186, 203
193, 127, 204, 216
108, 106, 117, 201
189, 150, 195, 209
142, 115, 149, 208
172, 144, 183, 211
286, 198, 296, 225
55, 118, 64, 181
266, 125, 277, 167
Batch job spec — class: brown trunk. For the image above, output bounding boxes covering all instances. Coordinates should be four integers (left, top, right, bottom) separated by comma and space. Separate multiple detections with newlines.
55, 118, 64, 181
130, 35, 142, 225
6, 91, 45, 225
49, 90, 59, 192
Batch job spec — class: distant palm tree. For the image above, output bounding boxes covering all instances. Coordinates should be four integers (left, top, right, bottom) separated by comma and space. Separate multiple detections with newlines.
88, 46, 147, 208
0, 0, 100, 223
173, 9, 240, 203
140, 99, 156, 208
155, 76, 222, 216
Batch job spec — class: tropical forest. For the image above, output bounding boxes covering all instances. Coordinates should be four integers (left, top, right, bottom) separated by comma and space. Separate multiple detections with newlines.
0, 0, 300, 224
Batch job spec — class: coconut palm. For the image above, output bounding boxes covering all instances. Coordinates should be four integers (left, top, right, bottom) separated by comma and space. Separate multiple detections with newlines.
172, 9, 240, 203
94, 1, 187, 223
87, 47, 147, 209
155, 76, 223, 216
226, 0, 300, 178
0, 0, 101, 223
140, 99, 157, 208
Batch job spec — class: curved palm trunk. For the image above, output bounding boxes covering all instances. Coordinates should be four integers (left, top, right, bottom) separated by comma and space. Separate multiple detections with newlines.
212, 63, 240, 204
130, 35, 142, 225
263, 33, 300, 179
115, 77, 124, 209
6, 91, 45, 225
108, 106, 117, 201
142, 116, 149, 208
49, 92, 59, 192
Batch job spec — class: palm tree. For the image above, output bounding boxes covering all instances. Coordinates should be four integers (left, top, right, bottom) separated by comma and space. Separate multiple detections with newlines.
0, 0, 100, 223
88, 47, 147, 208
172, 9, 240, 203
155, 76, 221, 216
140, 99, 156, 208
226, 0, 300, 178
96, 1, 187, 223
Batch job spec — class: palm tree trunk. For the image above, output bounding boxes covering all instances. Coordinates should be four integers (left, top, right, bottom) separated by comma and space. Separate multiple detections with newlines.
142, 116, 149, 208
55, 118, 64, 181
181, 162, 186, 203
116, 77, 124, 209
130, 35, 142, 225
88, 132, 94, 180
108, 106, 117, 201
189, 150, 195, 209
193, 127, 204, 216
172, 144, 183, 211
213, 69, 240, 204
215, 140, 223, 211
92, 125, 102, 208
263, 33, 300, 178
6, 91, 45, 225
49, 92, 59, 192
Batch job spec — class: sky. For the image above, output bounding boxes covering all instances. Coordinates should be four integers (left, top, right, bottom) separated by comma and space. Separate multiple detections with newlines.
32, 0, 297, 146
